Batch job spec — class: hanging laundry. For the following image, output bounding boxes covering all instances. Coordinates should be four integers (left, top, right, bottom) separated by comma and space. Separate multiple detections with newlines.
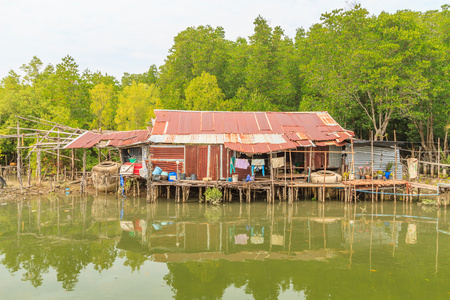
252, 159, 265, 166
271, 234, 284, 246
235, 159, 250, 169
250, 236, 264, 244
251, 226, 264, 237
234, 234, 249, 245
251, 159, 265, 176
271, 157, 285, 169
230, 157, 236, 174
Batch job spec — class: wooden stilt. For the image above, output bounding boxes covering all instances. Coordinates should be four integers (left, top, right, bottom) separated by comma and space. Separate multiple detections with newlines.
36, 147, 41, 185
185, 187, 190, 202
16, 121, 23, 192
57, 131, 60, 182
71, 149, 75, 180
82, 149, 86, 195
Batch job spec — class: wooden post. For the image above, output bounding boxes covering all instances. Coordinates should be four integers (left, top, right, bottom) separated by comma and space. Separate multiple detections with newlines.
371, 131, 374, 203
289, 149, 293, 184
394, 131, 397, 202
16, 121, 23, 192
147, 158, 152, 202
71, 149, 75, 180
351, 138, 355, 180
27, 157, 31, 187
284, 151, 287, 201
438, 138, 440, 180
322, 150, 327, 202
57, 131, 60, 182
37, 147, 41, 185
270, 152, 274, 203
82, 148, 86, 195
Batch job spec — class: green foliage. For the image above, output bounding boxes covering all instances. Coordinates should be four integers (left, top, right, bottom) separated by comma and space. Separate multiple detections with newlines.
115, 82, 160, 130
385, 161, 394, 172
204, 187, 223, 205
185, 72, 225, 111
0, 6, 449, 164
89, 83, 116, 130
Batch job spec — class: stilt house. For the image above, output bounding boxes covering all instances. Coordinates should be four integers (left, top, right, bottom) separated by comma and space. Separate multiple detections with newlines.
149, 110, 353, 181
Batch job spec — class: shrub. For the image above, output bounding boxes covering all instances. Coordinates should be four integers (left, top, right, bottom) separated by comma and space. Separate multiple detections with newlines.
204, 187, 222, 205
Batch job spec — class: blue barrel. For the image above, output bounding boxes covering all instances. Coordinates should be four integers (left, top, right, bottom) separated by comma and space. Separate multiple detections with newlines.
152, 166, 162, 175
168, 172, 177, 182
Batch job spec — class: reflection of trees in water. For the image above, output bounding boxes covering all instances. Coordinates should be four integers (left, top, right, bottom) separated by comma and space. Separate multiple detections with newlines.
119, 250, 147, 273
204, 206, 222, 223
164, 260, 297, 300
164, 261, 229, 300
1, 198, 449, 298
0, 196, 127, 290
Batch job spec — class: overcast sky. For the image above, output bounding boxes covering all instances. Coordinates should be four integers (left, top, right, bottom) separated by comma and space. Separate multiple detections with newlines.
0, 0, 447, 80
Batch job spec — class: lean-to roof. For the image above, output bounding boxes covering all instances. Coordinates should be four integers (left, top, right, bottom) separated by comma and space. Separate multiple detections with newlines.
64, 129, 151, 149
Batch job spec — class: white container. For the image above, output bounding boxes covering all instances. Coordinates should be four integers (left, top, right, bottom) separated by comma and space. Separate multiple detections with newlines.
232, 174, 239, 182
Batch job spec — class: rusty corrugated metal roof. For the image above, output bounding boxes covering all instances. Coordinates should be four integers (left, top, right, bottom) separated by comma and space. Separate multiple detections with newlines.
150, 110, 353, 153
64, 129, 151, 149
148, 134, 287, 145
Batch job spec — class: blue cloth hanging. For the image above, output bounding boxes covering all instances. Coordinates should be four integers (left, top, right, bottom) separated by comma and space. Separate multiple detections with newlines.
230, 157, 236, 174
251, 165, 265, 176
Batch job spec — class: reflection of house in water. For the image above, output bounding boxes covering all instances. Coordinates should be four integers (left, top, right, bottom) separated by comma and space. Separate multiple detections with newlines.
116, 216, 345, 261
343, 219, 402, 246
116, 213, 435, 263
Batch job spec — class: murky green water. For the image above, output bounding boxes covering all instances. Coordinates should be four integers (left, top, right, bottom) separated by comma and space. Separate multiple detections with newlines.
0, 195, 449, 299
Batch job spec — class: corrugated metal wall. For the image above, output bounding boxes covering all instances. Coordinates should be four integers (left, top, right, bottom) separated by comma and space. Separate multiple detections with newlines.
304, 146, 341, 170
150, 145, 185, 173
184, 145, 227, 180
345, 145, 402, 180
328, 145, 342, 169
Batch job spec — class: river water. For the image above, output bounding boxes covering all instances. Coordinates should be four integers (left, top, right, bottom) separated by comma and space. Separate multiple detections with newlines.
0, 195, 448, 299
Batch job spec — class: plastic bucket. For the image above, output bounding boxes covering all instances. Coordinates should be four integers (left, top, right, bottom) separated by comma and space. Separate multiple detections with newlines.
152, 166, 162, 175
191, 174, 197, 180
232, 174, 239, 182
168, 172, 177, 182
